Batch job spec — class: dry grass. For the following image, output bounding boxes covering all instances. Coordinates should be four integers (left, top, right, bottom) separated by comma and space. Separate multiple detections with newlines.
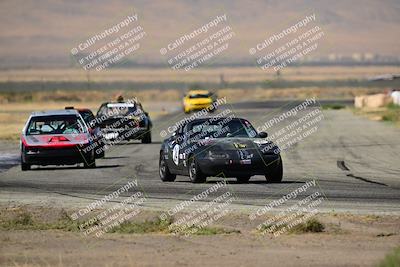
0, 208, 239, 236
219, 87, 382, 102
354, 103, 400, 127
379, 247, 400, 267
0, 90, 181, 104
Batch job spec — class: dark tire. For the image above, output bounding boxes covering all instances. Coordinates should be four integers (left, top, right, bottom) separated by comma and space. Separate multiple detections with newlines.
188, 156, 206, 183
159, 152, 176, 182
84, 159, 96, 168
21, 156, 31, 171
83, 150, 96, 168
95, 148, 105, 159
141, 131, 152, 144
265, 156, 283, 183
20, 147, 31, 171
236, 176, 251, 183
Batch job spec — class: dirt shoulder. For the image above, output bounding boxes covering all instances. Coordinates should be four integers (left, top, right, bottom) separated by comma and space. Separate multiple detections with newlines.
353, 103, 400, 127
0, 205, 399, 267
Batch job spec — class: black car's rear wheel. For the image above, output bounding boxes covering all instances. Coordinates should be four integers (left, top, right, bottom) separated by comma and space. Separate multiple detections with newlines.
141, 131, 152, 144
236, 176, 251, 183
265, 156, 283, 183
188, 156, 206, 183
95, 147, 105, 159
159, 152, 176, 182
96, 140, 105, 158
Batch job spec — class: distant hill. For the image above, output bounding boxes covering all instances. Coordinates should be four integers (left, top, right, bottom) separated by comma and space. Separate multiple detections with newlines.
0, 0, 399, 68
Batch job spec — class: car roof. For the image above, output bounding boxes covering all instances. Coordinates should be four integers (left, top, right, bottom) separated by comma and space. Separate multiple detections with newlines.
190, 117, 244, 122
101, 101, 139, 105
76, 108, 93, 113
106, 102, 136, 107
31, 109, 79, 117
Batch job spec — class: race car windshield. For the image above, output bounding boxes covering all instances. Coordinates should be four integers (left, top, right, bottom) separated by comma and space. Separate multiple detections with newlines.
98, 104, 138, 118
26, 115, 87, 135
188, 94, 211, 99
190, 119, 257, 138
79, 111, 95, 124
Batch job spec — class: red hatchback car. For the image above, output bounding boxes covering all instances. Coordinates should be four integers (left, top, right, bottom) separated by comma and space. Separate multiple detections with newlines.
20, 109, 96, 170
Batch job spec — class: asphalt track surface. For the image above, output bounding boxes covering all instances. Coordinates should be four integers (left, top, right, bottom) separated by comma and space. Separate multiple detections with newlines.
0, 100, 399, 214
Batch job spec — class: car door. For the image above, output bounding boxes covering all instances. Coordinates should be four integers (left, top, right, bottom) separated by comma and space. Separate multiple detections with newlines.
167, 127, 187, 174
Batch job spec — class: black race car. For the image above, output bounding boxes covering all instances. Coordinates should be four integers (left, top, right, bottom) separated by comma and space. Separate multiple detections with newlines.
96, 101, 152, 143
159, 117, 283, 183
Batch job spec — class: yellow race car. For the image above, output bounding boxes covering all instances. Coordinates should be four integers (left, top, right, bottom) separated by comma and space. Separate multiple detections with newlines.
183, 90, 216, 113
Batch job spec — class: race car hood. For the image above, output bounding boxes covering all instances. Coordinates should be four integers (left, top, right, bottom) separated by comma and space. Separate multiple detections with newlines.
198, 137, 278, 152
97, 116, 144, 129
21, 133, 90, 148
97, 117, 128, 127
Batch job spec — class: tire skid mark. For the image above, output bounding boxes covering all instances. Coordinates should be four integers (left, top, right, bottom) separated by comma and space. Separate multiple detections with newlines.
0, 153, 19, 173
337, 160, 350, 171
336, 160, 387, 187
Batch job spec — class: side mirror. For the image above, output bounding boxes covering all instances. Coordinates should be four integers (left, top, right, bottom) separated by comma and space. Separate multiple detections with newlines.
172, 131, 180, 139
172, 132, 182, 143
258, 132, 268, 138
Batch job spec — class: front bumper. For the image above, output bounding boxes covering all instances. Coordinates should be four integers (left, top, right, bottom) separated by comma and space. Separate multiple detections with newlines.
102, 127, 148, 141
186, 103, 214, 111
197, 153, 280, 177
23, 146, 91, 165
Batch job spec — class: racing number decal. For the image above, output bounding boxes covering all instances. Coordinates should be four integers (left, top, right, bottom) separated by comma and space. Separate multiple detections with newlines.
172, 144, 180, 165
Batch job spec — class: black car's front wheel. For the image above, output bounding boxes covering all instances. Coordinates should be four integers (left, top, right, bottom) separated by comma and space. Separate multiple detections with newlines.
188, 156, 206, 183
265, 156, 283, 183
159, 152, 176, 182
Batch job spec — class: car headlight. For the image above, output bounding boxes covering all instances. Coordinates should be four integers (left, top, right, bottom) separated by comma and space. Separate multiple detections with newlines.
253, 139, 269, 145
207, 150, 229, 159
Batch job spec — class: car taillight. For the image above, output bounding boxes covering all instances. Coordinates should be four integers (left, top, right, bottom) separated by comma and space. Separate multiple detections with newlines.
49, 136, 69, 142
